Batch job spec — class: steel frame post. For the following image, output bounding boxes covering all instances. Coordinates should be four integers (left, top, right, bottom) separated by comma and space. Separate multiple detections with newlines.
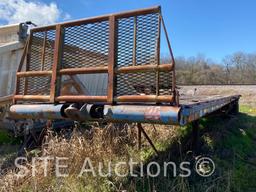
155, 8, 161, 97
50, 25, 64, 103
107, 15, 117, 104
160, 14, 178, 105
24, 34, 33, 95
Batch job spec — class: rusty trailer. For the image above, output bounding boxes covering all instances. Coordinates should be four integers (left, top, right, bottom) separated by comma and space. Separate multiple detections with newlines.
8, 6, 240, 127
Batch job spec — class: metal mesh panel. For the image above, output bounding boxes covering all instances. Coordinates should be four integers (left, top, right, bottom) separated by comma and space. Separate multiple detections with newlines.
29, 30, 56, 71
159, 71, 172, 95
117, 13, 159, 68
29, 32, 44, 71
62, 21, 109, 69
136, 13, 159, 65
116, 72, 156, 96
116, 13, 161, 97
44, 30, 55, 70
26, 76, 51, 95
17, 78, 25, 95
117, 17, 134, 67
17, 76, 51, 95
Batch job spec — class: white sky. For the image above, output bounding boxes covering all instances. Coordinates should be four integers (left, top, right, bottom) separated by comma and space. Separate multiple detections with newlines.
0, 0, 70, 26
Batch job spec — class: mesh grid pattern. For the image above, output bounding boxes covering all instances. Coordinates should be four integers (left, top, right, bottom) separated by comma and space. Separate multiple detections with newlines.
159, 71, 172, 95
117, 17, 134, 67
29, 32, 44, 71
43, 30, 55, 70
26, 76, 51, 95
17, 76, 51, 95
29, 30, 56, 71
16, 9, 175, 104
116, 13, 162, 96
117, 13, 159, 67
136, 13, 159, 65
17, 78, 25, 95
116, 72, 157, 96
62, 21, 109, 69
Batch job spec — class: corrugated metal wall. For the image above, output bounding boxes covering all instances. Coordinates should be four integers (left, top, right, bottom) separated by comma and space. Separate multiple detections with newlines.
0, 24, 24, 97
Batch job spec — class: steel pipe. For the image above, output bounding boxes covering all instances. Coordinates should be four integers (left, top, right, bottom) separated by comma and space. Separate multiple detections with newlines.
16, 71, 52, 77
30, 6, 160, 31
104, 105, 180, 124
9, 104, 68, 119
9, 103, 180, 125
14, 95, 50, 101
116, 63, 173, 74
59, 67, 108, 75
115, 95, 174, 103
56, 96, 107, 102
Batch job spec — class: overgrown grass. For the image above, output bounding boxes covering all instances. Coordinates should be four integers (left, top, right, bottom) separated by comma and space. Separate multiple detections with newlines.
0, 130, 11, 145
0, 105, 255, 191
0, 130, 21, 145
190, 105, 256, 191
218, 105, 256, 191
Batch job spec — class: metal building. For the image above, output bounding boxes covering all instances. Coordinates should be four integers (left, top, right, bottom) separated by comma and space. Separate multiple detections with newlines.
0, 24, 27, 97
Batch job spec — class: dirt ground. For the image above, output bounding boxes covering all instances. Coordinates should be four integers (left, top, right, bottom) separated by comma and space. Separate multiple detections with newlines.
179, 85, 256, 107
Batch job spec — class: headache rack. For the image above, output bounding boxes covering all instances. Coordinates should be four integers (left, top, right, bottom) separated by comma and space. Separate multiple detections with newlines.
10, 6, 240, 127
14, 6, 177, 105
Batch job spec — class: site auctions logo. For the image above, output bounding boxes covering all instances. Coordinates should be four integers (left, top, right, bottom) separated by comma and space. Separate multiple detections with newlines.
14, 156, 215, 178
195, 157, 215, 177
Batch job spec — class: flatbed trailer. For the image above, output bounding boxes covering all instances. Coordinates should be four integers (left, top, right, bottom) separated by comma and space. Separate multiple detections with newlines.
10, 94, 240, 126
8, 6, 240, 128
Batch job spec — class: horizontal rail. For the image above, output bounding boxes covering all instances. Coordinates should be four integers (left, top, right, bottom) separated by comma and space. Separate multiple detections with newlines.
58, 64, 173, 76
14, 95, 50, 101
30, 6, 160, 32
56, 95, 174, 103
115, 6, 160, 19
31, 25, 56, 33
117, 63, 173, 74
115, 95, 174, 103
56, 96, 108, 102
59, 67, 108, 75
17, 71, 52, 77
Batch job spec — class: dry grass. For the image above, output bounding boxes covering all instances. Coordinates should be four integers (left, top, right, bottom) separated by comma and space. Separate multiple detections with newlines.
0, 123, 179, 192
1, 86, 255, 191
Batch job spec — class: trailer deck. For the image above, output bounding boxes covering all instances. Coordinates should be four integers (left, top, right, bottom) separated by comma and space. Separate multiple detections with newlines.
179, 94, 240, 125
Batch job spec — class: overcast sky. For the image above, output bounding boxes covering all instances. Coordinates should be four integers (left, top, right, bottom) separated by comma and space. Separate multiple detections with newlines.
0, 0, 255, 62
